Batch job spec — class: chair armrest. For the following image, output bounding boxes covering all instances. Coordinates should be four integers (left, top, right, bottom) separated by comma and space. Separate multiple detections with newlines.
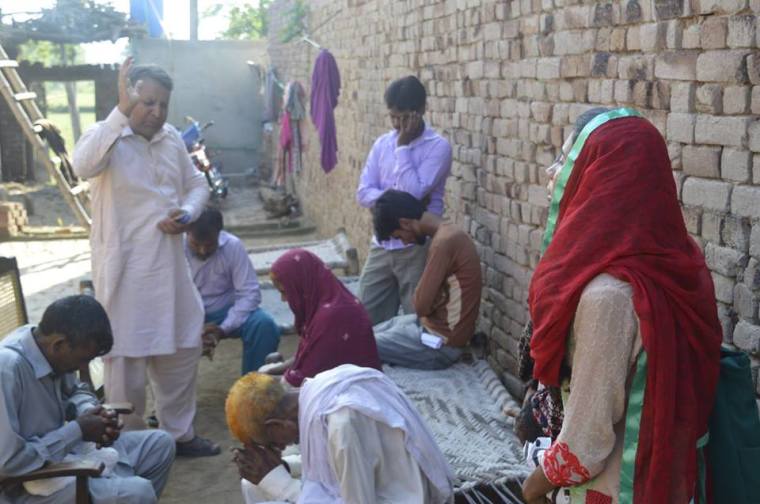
1, 460, 105, 485
102, 402, 134, 415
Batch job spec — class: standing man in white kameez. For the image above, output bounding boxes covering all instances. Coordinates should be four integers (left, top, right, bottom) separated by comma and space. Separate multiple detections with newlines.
73, 58, 220, 457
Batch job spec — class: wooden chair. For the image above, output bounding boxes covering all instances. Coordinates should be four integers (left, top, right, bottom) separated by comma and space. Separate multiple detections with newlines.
0, 401, 132, 504
0, 461, 105, 504
0, 257, 28, 338
0, 257, 132, 503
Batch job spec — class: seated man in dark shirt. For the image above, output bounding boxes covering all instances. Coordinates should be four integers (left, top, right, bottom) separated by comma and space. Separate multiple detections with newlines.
371, 190, 483, 369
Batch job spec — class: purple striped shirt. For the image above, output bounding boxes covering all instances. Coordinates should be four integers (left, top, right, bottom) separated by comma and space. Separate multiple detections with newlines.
356, 126, 452, 250
185, 231, 261, 334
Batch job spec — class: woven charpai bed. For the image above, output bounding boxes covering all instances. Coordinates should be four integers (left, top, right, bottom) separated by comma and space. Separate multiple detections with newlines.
384, 361, 530, 504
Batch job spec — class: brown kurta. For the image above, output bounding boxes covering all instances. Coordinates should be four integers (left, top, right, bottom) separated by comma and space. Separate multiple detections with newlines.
413, 222, 482, 347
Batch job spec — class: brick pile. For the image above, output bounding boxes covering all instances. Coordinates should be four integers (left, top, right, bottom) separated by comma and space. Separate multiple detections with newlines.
267, 0, 760, 399
0, 202, 27, 238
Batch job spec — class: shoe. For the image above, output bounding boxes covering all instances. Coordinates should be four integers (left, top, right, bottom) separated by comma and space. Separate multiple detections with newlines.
176, 436, 221, 457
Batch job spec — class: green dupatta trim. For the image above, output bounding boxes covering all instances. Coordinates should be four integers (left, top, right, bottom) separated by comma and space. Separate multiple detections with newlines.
541, 108, 643, 254
618, 353, 710, 504
619, 352, 648, 503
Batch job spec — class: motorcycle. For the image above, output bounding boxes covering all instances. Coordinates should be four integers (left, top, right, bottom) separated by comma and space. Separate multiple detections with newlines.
180, 117, 228, 200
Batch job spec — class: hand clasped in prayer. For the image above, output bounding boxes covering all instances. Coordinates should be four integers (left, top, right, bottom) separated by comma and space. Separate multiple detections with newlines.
232, 443, 283, 485
201, 323, 224, 360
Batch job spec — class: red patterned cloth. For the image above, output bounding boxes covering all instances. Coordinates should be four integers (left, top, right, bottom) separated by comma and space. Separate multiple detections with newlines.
586, 489, 613, 504
542, 442, 590, 487
529, 117, 722, 503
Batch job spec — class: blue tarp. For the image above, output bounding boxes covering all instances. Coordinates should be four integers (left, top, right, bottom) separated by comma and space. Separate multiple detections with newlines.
130, 0, 164, 38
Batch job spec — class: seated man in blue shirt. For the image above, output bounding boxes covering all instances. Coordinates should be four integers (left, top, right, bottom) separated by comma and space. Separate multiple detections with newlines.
185, 207, 281, 375
0, 295, 175, 504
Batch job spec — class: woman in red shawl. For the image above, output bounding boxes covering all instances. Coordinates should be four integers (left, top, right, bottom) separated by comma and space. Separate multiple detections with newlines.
521, 108, 722, 504
266, 249, 381, 387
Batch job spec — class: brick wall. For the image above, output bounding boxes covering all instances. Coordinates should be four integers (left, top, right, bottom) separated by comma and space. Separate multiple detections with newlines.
267, 0, 760, 397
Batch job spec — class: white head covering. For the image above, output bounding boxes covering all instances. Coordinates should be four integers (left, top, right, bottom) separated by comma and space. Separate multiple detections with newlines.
299, 364, 454, 503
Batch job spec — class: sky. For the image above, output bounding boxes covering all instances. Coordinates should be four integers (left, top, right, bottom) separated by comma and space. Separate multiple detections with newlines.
0, 0, 258, 63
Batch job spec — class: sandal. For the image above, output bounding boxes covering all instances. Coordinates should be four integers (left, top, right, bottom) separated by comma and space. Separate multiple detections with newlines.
176, 436, 221, 457
147, 413, 159, 428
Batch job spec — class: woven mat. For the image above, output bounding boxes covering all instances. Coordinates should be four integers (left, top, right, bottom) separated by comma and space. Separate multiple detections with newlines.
384, 360, 531, 490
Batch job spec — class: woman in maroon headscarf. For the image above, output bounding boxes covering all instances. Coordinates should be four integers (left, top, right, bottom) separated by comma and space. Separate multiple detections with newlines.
521, 109, 722, 504
265, 249, 381, 387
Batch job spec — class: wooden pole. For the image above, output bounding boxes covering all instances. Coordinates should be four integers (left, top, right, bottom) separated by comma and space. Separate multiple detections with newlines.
189, 0, 199, 41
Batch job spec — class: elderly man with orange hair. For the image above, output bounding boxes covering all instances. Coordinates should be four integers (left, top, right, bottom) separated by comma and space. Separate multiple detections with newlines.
226, 364, 454, 503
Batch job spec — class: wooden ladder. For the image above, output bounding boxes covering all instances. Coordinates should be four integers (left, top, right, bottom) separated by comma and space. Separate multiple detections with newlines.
0, 44, 91, 228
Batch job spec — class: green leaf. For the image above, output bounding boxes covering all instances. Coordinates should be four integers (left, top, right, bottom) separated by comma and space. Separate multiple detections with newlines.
218, 0, 272, 41
280, 0, 309, 43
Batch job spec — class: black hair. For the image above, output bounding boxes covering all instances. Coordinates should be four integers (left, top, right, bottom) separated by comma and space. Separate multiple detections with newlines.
514, 399, 543, 445
372, 190, 425, 242
188, 207, 224, 241
128, 64, 174, 92
38, 295, 113, 356
384, 76, 426, 112
573, 107, 612, 141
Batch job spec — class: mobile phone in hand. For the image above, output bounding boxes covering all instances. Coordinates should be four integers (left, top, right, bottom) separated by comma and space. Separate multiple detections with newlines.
174, 211, 191, 224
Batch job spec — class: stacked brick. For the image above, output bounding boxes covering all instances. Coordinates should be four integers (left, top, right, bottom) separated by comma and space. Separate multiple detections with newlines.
0, 202, 27, 238
267, 0, 760, 399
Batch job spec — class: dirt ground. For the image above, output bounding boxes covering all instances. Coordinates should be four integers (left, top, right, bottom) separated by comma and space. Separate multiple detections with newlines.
161, 335, 299, 504
0, 182, 80, 227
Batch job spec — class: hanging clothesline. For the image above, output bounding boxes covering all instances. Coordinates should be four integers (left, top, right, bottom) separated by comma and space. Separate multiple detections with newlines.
301, 36, 321, 49
248, 60, 285, 90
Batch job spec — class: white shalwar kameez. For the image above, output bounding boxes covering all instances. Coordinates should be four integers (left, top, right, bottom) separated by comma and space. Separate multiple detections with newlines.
241, 364, 455, 503
73, 107, 208, 441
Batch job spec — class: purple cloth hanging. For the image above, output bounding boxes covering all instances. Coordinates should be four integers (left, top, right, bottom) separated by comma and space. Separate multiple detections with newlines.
310, 50, 341, 173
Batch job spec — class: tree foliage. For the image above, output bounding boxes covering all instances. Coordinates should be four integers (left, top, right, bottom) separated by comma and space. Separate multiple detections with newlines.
213, 1, 272, 40
280, 0, 309, 43
17, 41, 83, 66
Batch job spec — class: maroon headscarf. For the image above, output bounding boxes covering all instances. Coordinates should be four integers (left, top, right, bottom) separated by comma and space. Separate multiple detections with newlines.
271, 249, 380, 387
529, 117, 722, 503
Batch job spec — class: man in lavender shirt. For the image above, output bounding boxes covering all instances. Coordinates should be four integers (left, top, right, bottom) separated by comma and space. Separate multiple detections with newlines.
356, 76, 452, 325
184, 208, 280, 374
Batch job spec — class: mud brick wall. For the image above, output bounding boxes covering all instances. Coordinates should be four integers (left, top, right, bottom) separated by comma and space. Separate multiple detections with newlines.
267, 0, 760, 398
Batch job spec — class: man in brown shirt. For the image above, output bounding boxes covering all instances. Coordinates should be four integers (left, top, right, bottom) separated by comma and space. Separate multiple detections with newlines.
370, 190, 482, 369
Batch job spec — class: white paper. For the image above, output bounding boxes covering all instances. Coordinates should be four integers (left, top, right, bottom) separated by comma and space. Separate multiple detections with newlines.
420, 331, 444, 349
